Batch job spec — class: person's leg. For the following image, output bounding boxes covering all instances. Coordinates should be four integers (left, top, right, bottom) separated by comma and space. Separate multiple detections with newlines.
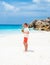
25, 43, 28, 51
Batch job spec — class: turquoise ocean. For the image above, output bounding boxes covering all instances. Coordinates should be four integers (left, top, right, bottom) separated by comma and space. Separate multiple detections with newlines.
0, 25, 23, 34
0, 25, 22, 30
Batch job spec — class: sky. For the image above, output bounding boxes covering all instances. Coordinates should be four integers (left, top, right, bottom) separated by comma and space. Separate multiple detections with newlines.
0, 0, 50, 24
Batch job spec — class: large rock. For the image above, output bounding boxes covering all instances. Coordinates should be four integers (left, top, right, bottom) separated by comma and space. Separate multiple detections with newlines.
29, 17, 50, 31
28, 20, 37, 28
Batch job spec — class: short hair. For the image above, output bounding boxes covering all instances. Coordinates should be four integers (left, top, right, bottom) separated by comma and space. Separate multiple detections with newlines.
24, 23, 28, 26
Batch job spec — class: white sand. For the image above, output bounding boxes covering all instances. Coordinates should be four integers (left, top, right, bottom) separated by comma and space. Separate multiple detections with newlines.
0, 31, 50, 65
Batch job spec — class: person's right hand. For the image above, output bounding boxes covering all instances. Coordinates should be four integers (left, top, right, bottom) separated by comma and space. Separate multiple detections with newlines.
21, 30, 24, 32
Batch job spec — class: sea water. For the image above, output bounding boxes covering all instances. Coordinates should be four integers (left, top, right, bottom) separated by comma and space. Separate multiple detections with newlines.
0, 24, 23, 34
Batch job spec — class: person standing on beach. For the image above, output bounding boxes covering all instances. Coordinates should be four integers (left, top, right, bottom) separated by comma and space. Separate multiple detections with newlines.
22, 23, 29, 51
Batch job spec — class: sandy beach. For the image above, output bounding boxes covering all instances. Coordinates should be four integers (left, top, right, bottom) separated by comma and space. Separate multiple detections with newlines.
0, 31, 50, 65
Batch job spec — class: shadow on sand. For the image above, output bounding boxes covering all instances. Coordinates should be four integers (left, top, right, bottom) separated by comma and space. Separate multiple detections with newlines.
27, 50, 34, 53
